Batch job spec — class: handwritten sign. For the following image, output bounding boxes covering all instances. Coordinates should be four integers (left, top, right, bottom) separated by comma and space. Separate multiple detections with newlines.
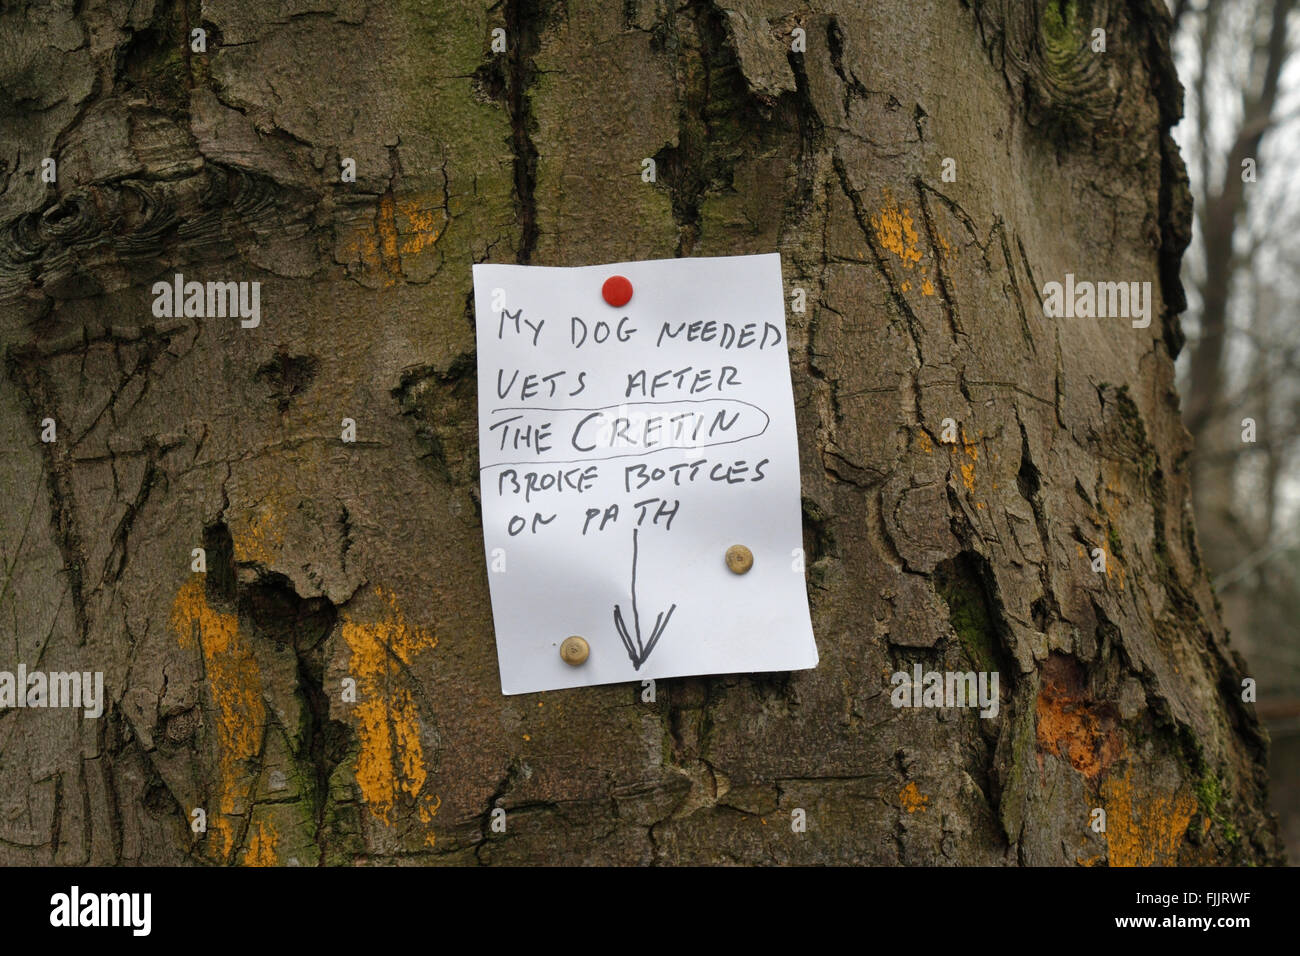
473, 253, 817, 694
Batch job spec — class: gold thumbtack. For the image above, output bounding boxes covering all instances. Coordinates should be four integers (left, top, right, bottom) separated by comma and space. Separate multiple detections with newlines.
560, 635, 589, 665
725, 544, 754, 574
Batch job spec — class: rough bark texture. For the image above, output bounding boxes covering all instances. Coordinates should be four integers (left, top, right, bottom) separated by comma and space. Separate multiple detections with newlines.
0, 0, 1282, 865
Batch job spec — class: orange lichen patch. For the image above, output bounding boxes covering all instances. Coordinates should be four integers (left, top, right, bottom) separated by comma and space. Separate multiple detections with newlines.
950, 428, 980, 492
935, 234, 952, 259
1085, 540, 1127, 590
871, 189, 923, 270
230, 498, 285, 567
918, 430, 933, 454
1035, 654, 1121, 780
900, 280, 911, 293
1076, 540, 1126, 589
170, 577, 267, 861
243, 820, 279, 866
398, 201, 443, 255
377, 193, 401, 269
921, 276, 935, 296
342, 586, 441, 843
418, 794, 442, 848
1102, 765, 1197, 866
1095, 464, 1135, 516
342, 193, 444, 287
899, 781, 929, 813
961, 463, 976, 493
1098, 476, 1119, 519
1102, 546, 1126, 589
1073, 832, 1104, 866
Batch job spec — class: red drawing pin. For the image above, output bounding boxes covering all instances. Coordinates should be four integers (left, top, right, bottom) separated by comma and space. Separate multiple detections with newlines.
602, 275, 633, 308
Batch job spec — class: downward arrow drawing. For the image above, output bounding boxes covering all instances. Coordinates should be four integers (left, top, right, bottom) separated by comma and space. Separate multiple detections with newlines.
613, 528, 677, 670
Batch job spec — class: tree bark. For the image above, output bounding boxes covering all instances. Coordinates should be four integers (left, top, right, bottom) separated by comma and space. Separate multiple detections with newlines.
0, 0, 1282, 865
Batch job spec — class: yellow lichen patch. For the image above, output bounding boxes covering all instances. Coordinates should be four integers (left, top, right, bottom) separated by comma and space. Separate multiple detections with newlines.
243, 820, 279, 867
921, 276, 935, 296
170, 577, 267, 861
342, 587, 441, 843
900, 280, 911, 293
918, 430, 933, 454
899, 781, 929, 813
871, 188, 923, 270
1102, 765, 1197, 866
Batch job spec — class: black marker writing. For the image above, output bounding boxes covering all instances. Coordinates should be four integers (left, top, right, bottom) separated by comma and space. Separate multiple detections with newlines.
507, 512, 557, 536
571, 315, 636, 347
583, 503, 619, 535
497, 368, 580, 401
498, 307, 544, 345
498, 465, 599, 502
483, 399, 770, 468
625, 365, 741, 398
488, 414, 553, 454
570, 408, 740, 453
655, 320, 783, 350
613, 527, 677, 670
632, 497, 679, 531
623, 457, 768, 492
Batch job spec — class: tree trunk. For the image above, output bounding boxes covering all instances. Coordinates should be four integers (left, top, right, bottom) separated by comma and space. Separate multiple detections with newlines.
0, 0, 1281, 865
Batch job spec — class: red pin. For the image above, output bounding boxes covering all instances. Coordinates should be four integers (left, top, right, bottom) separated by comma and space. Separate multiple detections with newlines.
602, 275, 633, 307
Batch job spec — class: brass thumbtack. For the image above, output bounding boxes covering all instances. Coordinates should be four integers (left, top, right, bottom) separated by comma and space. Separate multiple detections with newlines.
560, 635, 589, 665
725, 544, 754, 574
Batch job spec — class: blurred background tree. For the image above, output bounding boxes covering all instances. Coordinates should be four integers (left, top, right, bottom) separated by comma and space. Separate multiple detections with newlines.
1172, 0, 1300, 859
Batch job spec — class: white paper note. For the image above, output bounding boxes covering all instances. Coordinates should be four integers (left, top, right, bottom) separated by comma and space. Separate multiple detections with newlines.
473, 253, 818, 694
